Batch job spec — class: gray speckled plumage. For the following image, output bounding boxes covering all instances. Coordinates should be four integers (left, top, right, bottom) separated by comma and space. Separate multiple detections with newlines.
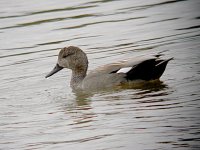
46, 46, 173, 91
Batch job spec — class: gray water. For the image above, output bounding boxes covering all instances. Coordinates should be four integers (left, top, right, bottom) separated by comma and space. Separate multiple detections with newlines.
0, 0, 200, 149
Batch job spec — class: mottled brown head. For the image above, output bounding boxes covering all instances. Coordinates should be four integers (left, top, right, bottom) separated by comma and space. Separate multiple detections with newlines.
46, 46, 88, 78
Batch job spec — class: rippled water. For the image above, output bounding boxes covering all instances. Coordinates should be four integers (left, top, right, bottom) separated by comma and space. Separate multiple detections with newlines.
1, 0, 200, 149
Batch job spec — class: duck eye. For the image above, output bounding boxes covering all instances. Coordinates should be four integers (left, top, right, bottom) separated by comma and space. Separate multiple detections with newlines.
63, 55, 67, 58
63, 53, 74, 58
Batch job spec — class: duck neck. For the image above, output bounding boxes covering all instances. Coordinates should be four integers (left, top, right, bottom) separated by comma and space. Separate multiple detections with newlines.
70, 66, 87, 89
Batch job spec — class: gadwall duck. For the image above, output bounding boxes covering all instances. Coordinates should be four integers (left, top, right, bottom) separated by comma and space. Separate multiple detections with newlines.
46, 46, 173, 90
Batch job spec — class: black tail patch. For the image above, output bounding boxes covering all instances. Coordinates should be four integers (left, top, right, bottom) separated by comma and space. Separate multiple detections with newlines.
126, 58, 173, 81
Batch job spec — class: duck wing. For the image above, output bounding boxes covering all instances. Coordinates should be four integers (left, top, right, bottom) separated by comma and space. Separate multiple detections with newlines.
88, 54, 173, 81
124, 57, 173, 81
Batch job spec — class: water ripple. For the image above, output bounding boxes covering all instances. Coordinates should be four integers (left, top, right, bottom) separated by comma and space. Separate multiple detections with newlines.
0, 0, 200, 149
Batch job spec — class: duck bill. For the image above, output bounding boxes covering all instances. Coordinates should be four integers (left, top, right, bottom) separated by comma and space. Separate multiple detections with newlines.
45, 64, 63, 78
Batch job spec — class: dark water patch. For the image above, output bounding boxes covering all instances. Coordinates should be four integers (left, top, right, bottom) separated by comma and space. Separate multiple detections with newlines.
0, 19, 66, 30
28, 5, 97, 16
37, 40, 71, 46
0, 5, 97, 20
143, 0, 188, 7
131, 45, 160, 51
195, 16, 200, 19
0, 15, 24, 19
85, 0, 120, 4
37, 35, 100, 46
146, 17, 180, 25
136, 30, 200, 47
2, 46, 36, 51
88, 42, 136, 55
177, 25, 200, 31
118, 0, 188, 12
37, 134, 113, 145
0, 48, 57, 59
179, 137, 200, 142
173, 34, 200, 42
0, 54, 58, 68
101, 44, 165, 59
70, 14, 96, 19
95, 42, 135, 50
134, 105, 183, 111
2, 14, 97, 30
57, 16, 146, 30
17, 18, 68, 27
138, 32, 192, 43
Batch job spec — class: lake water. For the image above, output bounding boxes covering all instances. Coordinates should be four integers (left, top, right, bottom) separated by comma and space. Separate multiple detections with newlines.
0, 0, 200, 149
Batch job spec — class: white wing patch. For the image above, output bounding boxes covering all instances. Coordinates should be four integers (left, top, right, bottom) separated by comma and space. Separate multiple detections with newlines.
117, 67, 132, 73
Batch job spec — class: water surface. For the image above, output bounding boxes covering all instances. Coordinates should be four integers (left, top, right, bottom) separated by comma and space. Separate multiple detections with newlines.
0, 0, 200, 149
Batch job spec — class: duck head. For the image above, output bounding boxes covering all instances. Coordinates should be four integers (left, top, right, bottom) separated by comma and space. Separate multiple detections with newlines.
45, 46, 88, 78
